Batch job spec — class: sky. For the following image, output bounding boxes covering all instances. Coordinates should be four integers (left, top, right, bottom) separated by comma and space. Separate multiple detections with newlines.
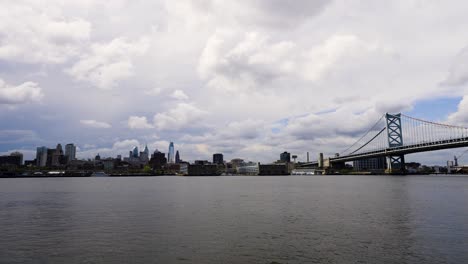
2, 0, 468, 165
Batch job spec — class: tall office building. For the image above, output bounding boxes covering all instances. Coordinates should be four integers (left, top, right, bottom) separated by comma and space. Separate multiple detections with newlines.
140, 144, 150, 163
143, 145, 149, 156
10, 152, 23, 165
0, 152, 23, 167
213, 153, 224, 164
280, 151, 291, 163
175, 150, 180, 163
132, 146, 139, 158
52, 144, 64, 167
168, 142, 175, 163
150, 150, 167, 168
36, 146, 48, 167
65, 143, 76, 163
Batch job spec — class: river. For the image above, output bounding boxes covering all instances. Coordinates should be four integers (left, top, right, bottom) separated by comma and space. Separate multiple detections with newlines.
0, 175, 467, 263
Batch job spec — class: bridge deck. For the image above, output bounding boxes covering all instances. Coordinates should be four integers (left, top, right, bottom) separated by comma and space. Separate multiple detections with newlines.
330, 137, 468, 163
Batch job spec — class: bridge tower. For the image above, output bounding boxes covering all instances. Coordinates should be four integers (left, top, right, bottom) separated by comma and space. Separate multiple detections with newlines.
385, 113, 405, 173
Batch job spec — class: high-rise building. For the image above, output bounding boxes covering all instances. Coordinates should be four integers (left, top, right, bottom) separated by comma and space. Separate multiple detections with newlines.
36, 146, 48, 167
140, 145, 150, 163
168, 142, 175, 163
10, 152, 23, 165
280, 151, 291, 163
213, 153, 224, 164
143, 145, 149, 156
65, 143, 76, 163
150, 150, 167, 168
132, 146, 139, 158
0, 152, 23, 167
175, 150, 180, 163
46, 148, 55, 167
52, 144, 64, 167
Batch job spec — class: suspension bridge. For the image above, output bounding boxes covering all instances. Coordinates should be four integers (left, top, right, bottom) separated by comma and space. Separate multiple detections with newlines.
304, 113, 468, 173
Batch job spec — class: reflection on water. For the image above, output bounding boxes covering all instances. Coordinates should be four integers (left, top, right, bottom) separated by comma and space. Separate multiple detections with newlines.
0, 176, 467, 263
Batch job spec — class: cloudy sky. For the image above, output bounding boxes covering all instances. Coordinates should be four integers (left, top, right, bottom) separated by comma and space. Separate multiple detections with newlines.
1, 0, 468, 164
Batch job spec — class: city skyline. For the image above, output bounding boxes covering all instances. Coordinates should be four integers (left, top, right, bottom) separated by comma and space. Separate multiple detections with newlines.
2, 1, 468, 165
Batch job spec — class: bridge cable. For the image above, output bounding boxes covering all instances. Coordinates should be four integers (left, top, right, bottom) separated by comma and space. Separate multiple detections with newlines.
349, 127, 386, 155
341, 114, 385, 155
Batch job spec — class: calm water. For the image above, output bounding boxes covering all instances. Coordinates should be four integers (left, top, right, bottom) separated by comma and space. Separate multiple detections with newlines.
0, 175, 467, 264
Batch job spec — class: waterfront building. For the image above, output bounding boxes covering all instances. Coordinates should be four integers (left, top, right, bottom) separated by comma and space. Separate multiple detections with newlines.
102, 158, 115, 171
168, 142, 175, 163
10, 151, 23, 165
236, 162, 259, 175
280, 152, 291, 163
213, 153, 224, 165
187, 164, 220, 176
24, 160, 36, 167
150, 150, 167, 169
36, 146, 48, 167
175, 150, 180, 163
65, 144, 76, 163
353, 157, 386, 172
259, 164, 289, 175
0, 152, 23, 167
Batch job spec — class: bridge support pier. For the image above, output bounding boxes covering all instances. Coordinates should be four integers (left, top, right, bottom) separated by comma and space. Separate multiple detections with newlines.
385, 113, 405, 174
386, 155, 405, 174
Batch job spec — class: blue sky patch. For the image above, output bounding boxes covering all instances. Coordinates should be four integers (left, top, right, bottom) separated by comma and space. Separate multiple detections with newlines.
407, 97, 461, 122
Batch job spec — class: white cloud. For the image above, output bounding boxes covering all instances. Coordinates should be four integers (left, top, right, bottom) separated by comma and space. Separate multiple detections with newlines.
198, 31, 386, 93
66, 37, 150, 89
77, 139, 140, 159
447, 96, 468, 125
80, 119, 112, 128
170, 90, 189, 100
127, 116, 154, 129
0, 79, 43, 104
2, 1, 468, 164
198, 31, 296, 92
153, 103, 207, 130
442, 46, 468, 87
144, 87, 163, 96
0, 3, 91, 64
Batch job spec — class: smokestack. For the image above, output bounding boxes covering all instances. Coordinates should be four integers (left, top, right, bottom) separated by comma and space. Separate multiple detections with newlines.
307, 152, 309, 162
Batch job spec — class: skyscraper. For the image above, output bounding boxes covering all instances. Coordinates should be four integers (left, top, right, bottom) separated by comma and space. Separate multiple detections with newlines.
213, 153, 224, 164
168, 142, 175, 163
10, 152, 23, 165
36, 146, 48, 167
65, 143, 76, 163
140, 144, 150, 163
175, 150, 180, 163
143, 145, 149, 156
52, 144, 64, 167
132, 146, 139, 158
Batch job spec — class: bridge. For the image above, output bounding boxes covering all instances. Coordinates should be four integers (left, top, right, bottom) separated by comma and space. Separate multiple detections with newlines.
303, 113, 468, 173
